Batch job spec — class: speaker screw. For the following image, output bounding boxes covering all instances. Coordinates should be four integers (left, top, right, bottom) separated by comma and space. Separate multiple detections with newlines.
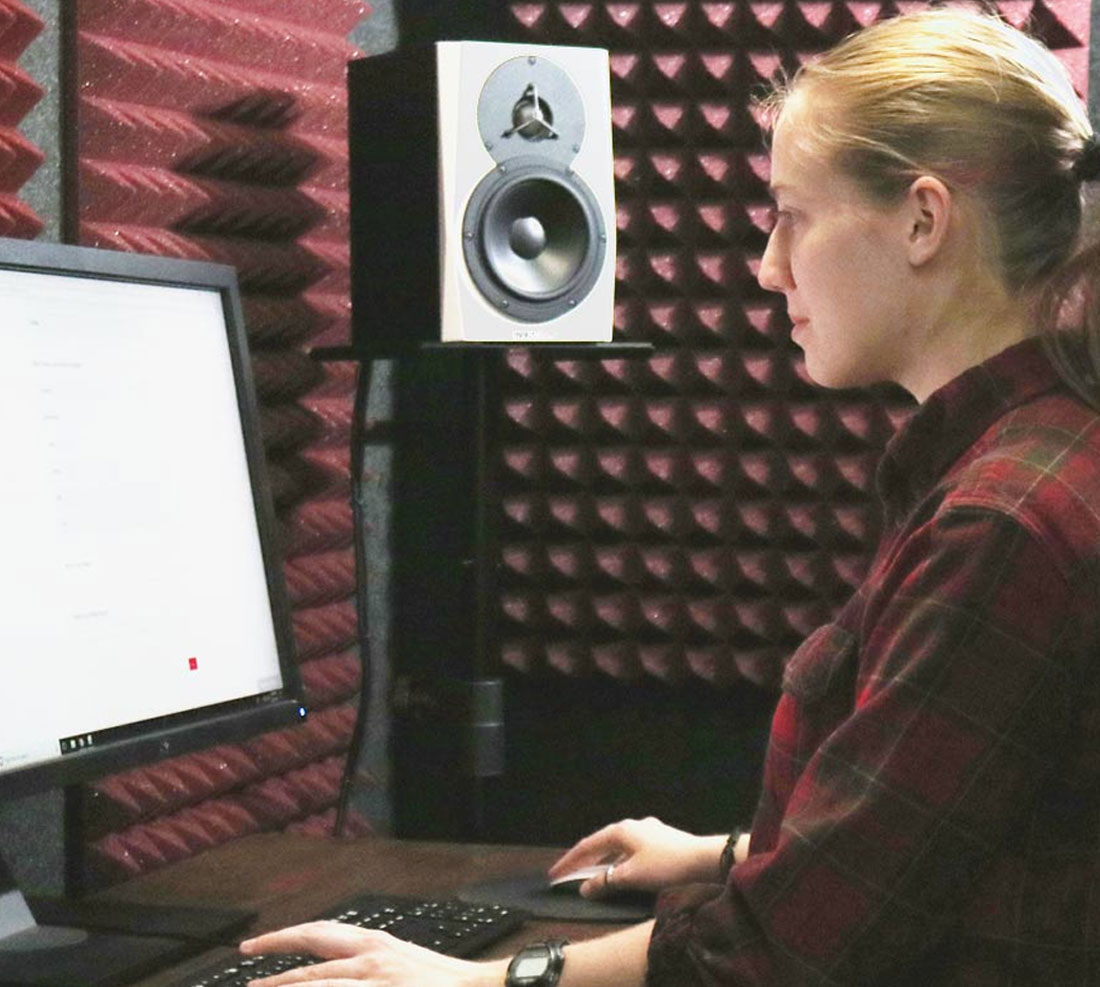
573, 144, 580, 153
485, 141, 494, 151
569, 299, 577, 307
464, 231, 473, 239
500, 299, 510, 308
528, 56, 537, 65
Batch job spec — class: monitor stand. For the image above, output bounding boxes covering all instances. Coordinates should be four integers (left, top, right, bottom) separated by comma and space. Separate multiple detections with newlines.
26, 893, 253, 945
0, 886, 193, 987
0, 852, 253, 987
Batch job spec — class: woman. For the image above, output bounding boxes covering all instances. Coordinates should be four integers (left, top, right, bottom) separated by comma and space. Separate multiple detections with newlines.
241, 8, 1100, 984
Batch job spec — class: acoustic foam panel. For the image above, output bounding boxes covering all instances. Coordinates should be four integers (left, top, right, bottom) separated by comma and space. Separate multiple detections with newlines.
495, 0, 1090, 688
69, 0, 373, 885
0, 0, 44, 237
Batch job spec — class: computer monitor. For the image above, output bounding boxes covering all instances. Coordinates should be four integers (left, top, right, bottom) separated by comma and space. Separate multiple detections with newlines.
0, 237, 307, 986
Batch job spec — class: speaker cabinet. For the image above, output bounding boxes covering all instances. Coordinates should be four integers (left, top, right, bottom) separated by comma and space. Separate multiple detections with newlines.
348, 42, 616, 353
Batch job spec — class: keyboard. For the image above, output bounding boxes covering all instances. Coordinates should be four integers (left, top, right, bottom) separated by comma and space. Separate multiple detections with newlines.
168, 892, 526, 986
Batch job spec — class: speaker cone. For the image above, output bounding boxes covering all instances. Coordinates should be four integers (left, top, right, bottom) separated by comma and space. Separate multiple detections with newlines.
463, 159, 606, 323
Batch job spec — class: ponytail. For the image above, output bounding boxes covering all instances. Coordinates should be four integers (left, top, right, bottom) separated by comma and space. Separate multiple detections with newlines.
1038, 227, 1100, 411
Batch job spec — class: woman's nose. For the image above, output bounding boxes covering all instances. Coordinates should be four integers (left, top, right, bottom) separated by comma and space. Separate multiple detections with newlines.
757, 228, 792, 294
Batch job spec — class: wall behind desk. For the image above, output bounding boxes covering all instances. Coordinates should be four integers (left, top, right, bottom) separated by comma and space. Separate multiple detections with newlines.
0, 0, 399, 896
384, 0, 1098, 847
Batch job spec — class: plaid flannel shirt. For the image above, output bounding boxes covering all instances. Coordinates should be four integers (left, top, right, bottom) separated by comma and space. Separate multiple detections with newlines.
647, 338, 1100, 985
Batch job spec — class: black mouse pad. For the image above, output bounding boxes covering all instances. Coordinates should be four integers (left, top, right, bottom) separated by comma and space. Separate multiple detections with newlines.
457, 872, 655, 922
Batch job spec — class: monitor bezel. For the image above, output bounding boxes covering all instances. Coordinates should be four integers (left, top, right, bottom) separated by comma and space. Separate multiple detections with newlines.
0, 236, 307, 799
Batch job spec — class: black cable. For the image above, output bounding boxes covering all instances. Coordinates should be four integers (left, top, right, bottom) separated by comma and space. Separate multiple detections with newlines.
334, 357, 374, 837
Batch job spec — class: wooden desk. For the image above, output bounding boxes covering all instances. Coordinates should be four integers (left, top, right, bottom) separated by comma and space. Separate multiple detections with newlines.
102, 833, 627, 986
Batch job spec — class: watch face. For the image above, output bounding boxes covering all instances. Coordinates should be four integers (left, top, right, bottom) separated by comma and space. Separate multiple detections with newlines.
513, 954, 550, 978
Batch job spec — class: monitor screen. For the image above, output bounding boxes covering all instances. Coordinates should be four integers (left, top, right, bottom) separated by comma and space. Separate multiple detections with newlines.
0, 238, 305, 798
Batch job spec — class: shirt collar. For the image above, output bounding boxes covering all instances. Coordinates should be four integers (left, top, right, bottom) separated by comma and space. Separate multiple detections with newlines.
875, 336, 1063, 516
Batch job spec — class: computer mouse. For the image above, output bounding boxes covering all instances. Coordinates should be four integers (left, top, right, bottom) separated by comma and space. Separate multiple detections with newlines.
547, 864, 612, 896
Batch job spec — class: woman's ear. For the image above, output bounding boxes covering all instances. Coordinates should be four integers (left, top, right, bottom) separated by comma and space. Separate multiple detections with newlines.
905, 176, 952, 268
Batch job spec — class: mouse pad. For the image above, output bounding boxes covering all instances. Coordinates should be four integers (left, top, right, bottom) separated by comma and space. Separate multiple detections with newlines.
457, 872, 655, 922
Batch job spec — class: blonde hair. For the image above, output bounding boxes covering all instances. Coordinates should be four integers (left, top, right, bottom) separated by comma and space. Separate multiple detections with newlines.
758, 7, 1100, 405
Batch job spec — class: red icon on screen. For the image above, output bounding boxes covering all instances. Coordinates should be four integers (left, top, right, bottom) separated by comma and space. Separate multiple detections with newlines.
188, 657, 198, 670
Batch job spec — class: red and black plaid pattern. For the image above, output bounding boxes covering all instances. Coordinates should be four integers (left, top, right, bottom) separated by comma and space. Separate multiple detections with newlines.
648, 338, 1100, 985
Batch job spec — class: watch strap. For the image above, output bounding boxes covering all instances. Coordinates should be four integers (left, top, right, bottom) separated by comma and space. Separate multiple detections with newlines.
718, 827, 744, 877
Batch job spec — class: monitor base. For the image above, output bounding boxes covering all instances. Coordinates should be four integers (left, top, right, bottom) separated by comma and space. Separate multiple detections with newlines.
0, 925, 195, 987
28, 895, 254, 946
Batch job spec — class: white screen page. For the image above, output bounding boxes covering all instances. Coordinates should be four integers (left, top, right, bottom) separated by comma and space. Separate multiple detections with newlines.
0, 267, 285, 774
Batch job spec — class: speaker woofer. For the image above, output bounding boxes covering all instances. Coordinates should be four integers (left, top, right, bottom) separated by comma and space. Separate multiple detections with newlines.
463, 159, 606, 323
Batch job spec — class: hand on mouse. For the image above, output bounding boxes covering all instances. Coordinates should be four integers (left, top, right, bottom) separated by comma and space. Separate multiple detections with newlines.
548, 817, 729, 898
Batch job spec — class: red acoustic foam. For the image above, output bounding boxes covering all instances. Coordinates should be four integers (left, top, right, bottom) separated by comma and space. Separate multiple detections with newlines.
299, 235, 350, 296
0, 123, 40, 191
604, 3, 647, 38
590, 544, 637, 585
286, 806, 373, 838
237, 296, 324, 347
76, 34, 347, 135
291, 600, 358, 660
250, 349, 326, 402
549, 544, 591, 583
595, 396, 644, 437
78, 161, 321, 236
590, 447, 637, 487
258, 402, 324, 455
282, 497, 354, 558
78, 97, 317, 182
298, 394, 354, 445
236, 777, 310, 828
266, 458, 318, 511
547, 494, 599, 537
297, 290, 352, 349
300, 444, 353, 492
81, 0, 355, 83
0, 59, 39, 126
241, 730, 307, 776
281, 757, 345, 814
283, 548, 356, 609
219, 0, 369, 33
78, 223, 330, 295
0, 189, 39, 236
689, 450, 729, 489
87, 745, 264, 831
0, 0, 40, 59
298, 650, 361, 707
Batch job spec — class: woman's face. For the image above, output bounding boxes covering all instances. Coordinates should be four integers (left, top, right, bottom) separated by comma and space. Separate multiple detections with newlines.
758, 100, 917, 391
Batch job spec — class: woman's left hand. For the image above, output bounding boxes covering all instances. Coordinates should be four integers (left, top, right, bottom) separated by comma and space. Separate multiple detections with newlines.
238, 921, 496, 986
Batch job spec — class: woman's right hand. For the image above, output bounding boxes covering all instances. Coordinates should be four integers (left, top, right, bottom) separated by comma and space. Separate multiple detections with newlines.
548, 817, 726, 898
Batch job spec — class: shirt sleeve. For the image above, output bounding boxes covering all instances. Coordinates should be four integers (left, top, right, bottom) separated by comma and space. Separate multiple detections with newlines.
646, 506, 1077, 986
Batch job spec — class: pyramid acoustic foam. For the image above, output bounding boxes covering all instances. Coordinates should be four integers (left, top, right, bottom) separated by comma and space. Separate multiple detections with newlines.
496, 0, 1090, 688
69, 0, 372, 885
0, 0, 44, 237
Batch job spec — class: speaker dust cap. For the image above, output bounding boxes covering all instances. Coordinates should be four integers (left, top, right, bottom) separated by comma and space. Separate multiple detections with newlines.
477, 54, 587, 169
463, 158, 607, 323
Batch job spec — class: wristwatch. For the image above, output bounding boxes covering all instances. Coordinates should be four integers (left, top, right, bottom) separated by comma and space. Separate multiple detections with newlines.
505, 938, 568, 987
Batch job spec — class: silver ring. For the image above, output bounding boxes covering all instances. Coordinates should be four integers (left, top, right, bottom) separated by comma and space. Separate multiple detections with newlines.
604, 862, 616, 886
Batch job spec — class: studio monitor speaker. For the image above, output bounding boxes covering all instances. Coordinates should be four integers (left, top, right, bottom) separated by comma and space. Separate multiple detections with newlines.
348, 42, 616, 353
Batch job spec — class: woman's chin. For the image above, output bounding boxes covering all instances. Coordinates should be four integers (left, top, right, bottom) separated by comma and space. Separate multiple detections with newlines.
801, 355, 865, 392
